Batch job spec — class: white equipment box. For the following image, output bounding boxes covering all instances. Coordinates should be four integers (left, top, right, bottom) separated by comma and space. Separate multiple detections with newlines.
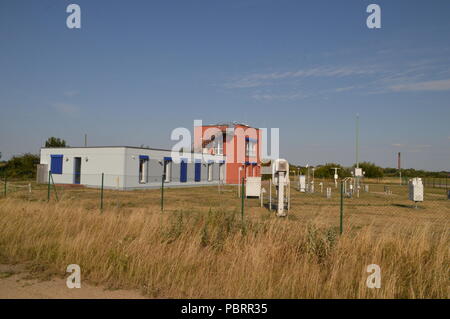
272, 159, 290, 217
246, 177, 262, 198
354, 168, 363, 177
299, 175, 306, 192
408, 178, 424, 202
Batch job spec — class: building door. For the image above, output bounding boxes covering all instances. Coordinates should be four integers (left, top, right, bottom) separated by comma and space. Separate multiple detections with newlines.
180, 159, 187, 183
195, 162, 201, 182
74, 157, 81, 184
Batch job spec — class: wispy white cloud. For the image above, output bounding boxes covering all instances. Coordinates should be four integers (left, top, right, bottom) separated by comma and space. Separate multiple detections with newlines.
252, 92, 309, 101
223, 79, 264, 89
223, 52, 450, 100
334, 86, 360, 93
224, 65, 379, 89
389, 79, 450, 92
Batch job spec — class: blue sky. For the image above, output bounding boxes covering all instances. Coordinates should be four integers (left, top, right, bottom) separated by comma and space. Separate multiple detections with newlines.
1, 0, 449, 171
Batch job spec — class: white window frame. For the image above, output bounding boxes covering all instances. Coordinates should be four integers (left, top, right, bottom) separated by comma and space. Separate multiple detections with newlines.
207, 163, 213, 182
139, 158, 149, 184
164, 161, 172, 182
245, 141, 256, 157
216, 139, 223, 155
250, 141, 256, 157
219, 163, 225, 181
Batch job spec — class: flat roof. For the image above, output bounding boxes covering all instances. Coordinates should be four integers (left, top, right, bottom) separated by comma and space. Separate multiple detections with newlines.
41, 146, 172, 152
40, 146, 224, 156
202, 122, 259, 129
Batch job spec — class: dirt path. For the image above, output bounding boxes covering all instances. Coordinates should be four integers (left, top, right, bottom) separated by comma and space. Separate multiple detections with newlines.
0, 264, 146, 299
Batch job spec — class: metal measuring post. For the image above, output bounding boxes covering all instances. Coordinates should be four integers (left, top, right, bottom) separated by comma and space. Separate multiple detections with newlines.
241, 177, 245, 222
340, 181, 344, 235
100, 173, 104, 211
3, 173, 7, 197
50, 172, 58, 201
47, 170, 51, 202
161, 174, 165, 211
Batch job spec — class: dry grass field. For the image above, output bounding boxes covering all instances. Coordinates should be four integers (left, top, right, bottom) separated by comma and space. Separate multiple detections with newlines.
0, 180, 448, 298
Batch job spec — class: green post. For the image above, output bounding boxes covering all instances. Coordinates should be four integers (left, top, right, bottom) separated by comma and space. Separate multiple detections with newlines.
3, 173, 6, 197
161, 173, 165, 211
50, 172, 58, 201
100, 173, 104, 211
241, 177, 245, 222
340, 181, 344, 235
47, 170, 51, 202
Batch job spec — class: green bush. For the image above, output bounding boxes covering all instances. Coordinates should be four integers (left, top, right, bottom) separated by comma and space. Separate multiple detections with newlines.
313, 163, 351, 179
2, 153, 39, 179
356, 162, 384, 178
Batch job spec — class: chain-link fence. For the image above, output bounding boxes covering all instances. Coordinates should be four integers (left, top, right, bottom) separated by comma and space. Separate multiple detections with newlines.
1, 173, 449, 235
0, 172, 231, 212
285, 176, 449, 235
403, 176, 449, 189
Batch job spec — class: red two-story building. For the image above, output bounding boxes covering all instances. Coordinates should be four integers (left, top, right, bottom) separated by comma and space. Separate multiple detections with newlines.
194, 122, 262, 184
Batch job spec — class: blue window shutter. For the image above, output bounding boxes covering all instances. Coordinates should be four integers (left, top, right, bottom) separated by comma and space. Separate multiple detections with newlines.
180, 159, 187, 182
164, 157, 172, 162
50, 155, 63, 174
139, 155, 149, 160
195, 162, 201, 182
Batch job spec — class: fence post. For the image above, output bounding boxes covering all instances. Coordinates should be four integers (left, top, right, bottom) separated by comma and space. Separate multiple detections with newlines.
100, 173, 104, 212
340, 181, 344, 235
50, 172, 58, 201
241, 177, 245, 222
3, 173, 7, 197
269, 178, 272, 211
47, 170, 51, 202
161, 173, 165, 211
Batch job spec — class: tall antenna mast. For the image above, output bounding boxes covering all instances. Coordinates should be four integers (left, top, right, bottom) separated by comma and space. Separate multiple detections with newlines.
356, 114, 359, 168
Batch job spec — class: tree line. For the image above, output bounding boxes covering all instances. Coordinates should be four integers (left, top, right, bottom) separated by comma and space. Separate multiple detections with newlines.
1, 138, 449, 180
0, 137, 67, 179
290, 162, 449, 179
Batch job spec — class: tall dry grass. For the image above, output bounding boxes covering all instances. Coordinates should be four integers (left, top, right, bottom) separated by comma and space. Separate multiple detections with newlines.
0, 197, 448, 298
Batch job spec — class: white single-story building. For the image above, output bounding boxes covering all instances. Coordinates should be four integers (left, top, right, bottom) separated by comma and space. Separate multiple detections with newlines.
39, 146, 225, 190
